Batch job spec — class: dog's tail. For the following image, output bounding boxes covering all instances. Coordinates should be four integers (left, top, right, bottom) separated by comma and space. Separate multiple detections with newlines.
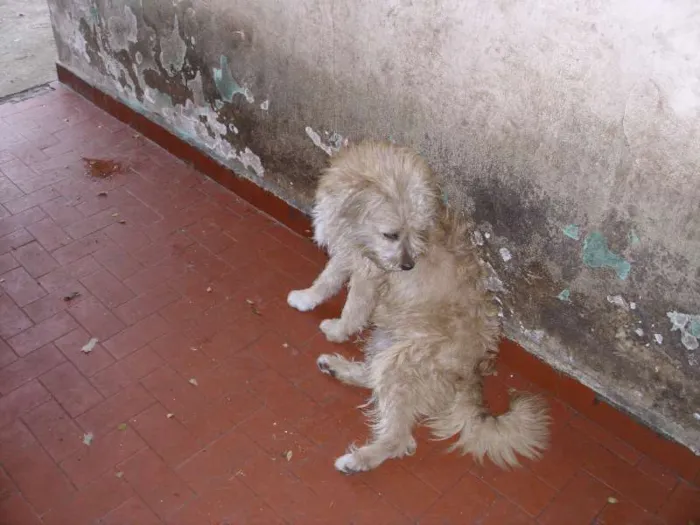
428, 388, 550, 469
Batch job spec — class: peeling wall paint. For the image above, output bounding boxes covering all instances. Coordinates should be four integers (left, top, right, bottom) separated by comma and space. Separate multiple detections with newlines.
304, 126, 347, 156
213, 55, 254, 103
582, 232, 631, 280
668, 311, 700, 351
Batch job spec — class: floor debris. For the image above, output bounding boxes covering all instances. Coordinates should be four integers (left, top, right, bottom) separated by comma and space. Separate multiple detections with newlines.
63, 291, 81, 302
82, 432, 94, 446
82, 157, 123, 178
81, 337, 99, 354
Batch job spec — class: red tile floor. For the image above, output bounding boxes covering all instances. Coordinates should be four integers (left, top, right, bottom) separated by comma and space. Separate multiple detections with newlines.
0, 84, 697, 524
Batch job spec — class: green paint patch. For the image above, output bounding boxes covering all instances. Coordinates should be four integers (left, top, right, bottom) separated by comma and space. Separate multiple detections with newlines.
213, 55, 247, 103
628, 230, 640, 245
688, 317, 700, 338
582, 232, 631, 280
562, 224, 580, 240
557, 289, 571, 302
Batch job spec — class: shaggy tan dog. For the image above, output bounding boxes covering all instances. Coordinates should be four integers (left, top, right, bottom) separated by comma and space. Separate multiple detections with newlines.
288, 141, 550, 473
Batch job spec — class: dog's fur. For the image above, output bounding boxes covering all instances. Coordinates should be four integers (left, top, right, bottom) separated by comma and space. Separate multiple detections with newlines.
288, 141, 550, 473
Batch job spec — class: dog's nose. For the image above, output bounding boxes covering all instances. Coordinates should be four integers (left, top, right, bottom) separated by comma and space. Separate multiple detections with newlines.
400, 261, 414, 271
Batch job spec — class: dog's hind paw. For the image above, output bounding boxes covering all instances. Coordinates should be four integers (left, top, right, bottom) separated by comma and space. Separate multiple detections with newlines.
316, 355, 336, 377
287, 289, 317, 312
334, 453, 365, 475
320, 318, 349, 342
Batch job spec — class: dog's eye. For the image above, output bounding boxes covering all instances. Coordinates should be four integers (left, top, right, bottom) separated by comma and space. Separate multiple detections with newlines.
383, 232, 400, 241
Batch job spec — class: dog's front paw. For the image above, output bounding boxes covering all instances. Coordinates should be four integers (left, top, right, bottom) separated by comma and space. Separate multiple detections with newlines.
287, 289, 318, 312
334, 452, 368, 475
320, 319, 349, 343
316, 354, 337, 377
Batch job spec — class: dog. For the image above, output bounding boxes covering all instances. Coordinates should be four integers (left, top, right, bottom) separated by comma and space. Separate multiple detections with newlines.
289, 141, 550, 473
287, 141, 441, 343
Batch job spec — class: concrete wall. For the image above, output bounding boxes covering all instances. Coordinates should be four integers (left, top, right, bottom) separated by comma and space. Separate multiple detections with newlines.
47, 0, 700, 452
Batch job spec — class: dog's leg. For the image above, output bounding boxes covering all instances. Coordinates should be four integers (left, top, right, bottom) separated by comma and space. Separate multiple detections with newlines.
287, 256, 349, 312
316, 354, 370, 388
334, 391, 416, 474
320, 274, 377, 342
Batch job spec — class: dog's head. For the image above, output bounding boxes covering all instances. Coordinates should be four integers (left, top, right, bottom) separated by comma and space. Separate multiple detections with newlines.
340, 148, 441, 272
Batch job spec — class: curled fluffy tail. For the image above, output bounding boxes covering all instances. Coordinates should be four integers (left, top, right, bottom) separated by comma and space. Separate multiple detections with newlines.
428, 391, 550, 469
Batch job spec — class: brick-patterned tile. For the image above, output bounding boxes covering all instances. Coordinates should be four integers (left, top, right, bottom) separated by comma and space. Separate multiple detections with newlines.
52, 231, 112, 265
42, 471, 134, 525
97, 496, 162, 525
68, 295, 125, 340
140, 365, 250, 444
0, 343, 65, 394
79, 268, 135, 308
251, 332, 318, 383
129, 403, 201, 467
0, 465, 17, 499
36, 254, 101, 292
21, 399, 83, 461
637, 455, 680, 492
569, 413, 642, 465
5, 187, 61, 215
41, 196, 83, 227
176, 430, 262, 493
362, 460, 441, 519
0, 175, 24, 204
240, 407, 315, 465
472, 460, 557, 516
0, 228, 34, 255
93, 244, 144, 280
417, 473, 497, 524
124, 256, 188, 293
118, 448, 194, 519
581, 441, 671, 513
90, 345, 164, 396
406, 440, 476, 493
22, 280, 89, 323
0, 292, 33, 338
102, 221, 152, 253
0, 492, 42, 525
0, 266, 46, 307
0, 206, 46, 237
248, 369, 321, 425
60, 425, 146, 487
186, 217, 237, 254
168, 477, 283, 525
0, 380, 51, 428
54, 326, 115, 376
27, 217, 73, 251
538, 471, 614, 525
103, 313, 170, 360
0, 421, 76, 514
132, 230, 194, 266
480, 498, 537, 525
231, 452, 322, 521
114, 284, 179, 325
0, 338, 17, 368
9, 310, 78, 356
658, 481, 700, 525
596, 498, 664, 524
76, 383, 154, 436
40, 361, 103, 417
12, 240, 59, 277
65, 207, 121, 239
0, 251, 19, 274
